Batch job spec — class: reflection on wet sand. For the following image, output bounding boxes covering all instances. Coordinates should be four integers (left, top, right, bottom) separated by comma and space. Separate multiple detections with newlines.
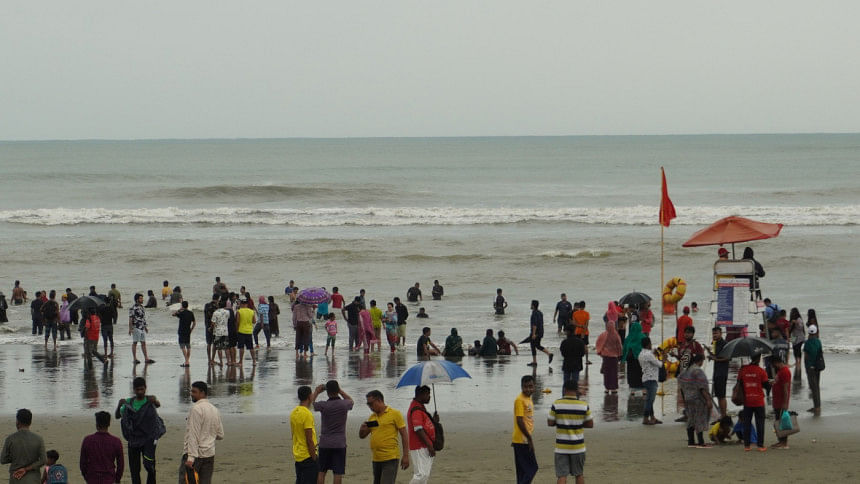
0, 344, 835, 422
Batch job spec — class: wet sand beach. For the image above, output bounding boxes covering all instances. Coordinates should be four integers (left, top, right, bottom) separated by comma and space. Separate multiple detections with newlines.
15, 411, 860, 483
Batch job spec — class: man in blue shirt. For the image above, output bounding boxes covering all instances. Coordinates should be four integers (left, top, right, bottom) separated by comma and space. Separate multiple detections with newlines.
525, 300, 553, 367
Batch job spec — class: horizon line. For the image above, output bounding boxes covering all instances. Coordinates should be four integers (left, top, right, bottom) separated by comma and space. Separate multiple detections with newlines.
1, 130, 859, 143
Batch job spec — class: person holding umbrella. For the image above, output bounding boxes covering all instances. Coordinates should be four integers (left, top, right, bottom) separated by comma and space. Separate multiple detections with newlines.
407, 386, 437, 484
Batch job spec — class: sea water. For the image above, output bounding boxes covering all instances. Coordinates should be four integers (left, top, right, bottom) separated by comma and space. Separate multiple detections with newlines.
0, 134, 857, 415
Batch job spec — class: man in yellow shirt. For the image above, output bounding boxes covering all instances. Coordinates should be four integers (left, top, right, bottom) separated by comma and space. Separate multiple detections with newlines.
359, 390, 409, 484
512, 375, 537, 484
161, 281, 170, 301
291, 385, 322, 484
236, 298, 256, 366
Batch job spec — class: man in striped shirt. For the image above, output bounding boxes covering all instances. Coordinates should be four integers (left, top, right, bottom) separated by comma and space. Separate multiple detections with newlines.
547, 381, 593, 484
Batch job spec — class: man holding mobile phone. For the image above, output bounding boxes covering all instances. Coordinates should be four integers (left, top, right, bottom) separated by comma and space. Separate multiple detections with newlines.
359, 390, 409, 484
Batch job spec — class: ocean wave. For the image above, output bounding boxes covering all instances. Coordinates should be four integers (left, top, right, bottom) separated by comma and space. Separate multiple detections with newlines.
0, 205, 857, 227
538, 249, 612, 259
147, 184, 401, 203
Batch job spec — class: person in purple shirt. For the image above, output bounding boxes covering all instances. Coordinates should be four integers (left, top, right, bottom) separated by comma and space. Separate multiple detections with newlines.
312, 380, 354, 484
80, 411, 124, 484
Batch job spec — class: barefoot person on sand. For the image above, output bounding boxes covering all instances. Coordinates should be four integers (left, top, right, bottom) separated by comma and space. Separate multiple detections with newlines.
512, 375, 537, 484
129, 293, 154, 365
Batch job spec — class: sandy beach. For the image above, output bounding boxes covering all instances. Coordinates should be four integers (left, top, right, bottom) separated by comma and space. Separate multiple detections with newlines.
7, 411, 857, 483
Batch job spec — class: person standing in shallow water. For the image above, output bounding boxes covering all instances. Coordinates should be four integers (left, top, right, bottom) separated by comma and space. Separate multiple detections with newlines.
494, 288, 508, 315
129, 293, 154, 365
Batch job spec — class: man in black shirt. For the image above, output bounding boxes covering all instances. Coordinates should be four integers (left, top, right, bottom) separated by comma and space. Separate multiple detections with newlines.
30, 291, 44, 335
416, 327, 440, 358
493, 289, 507, 315
706, 326, 730, 417
406, 283, 422, 303
341, 297, 362, 351
559, 325, 585, 386
431, 280, 443, 301
173, 301, 196, 367
553, 293, 573, 335
65, 288, 79, 324
394, 297, 409, 347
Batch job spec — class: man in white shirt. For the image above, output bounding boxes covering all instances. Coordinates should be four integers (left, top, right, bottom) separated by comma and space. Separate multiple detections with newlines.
181, 381, 224, 484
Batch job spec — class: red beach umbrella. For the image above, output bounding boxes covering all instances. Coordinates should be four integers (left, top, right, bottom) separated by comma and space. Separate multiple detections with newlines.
682, 216, 783, 256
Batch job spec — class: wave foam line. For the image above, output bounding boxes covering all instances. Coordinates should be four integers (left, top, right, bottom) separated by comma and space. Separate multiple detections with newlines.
0, 205, 857, 227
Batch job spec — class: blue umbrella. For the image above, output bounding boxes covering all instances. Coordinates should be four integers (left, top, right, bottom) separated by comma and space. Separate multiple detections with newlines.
396, 360, 472, 412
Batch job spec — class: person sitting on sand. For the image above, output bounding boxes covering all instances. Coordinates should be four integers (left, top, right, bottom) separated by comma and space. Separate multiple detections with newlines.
443, 329, 464, 357
709, 416, 734, 444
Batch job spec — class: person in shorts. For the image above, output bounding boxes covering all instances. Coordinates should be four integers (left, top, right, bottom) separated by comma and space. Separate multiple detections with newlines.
236, 298, 257, 366
548, 380, 593, 484
129, 293, 154, 364
313, 381, 354, 484
173, 300, 196, 367
210, 300, 230, 364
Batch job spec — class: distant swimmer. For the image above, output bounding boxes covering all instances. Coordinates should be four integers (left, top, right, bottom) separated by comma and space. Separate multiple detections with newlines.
0, 292, 7, 323
108, 283, 122, 308
416, 308, 429, 319
431, 280, 443, 300
407, 283, 422, 303
494, 288, 508, 315
11, 280, 26, 305
161, 280, 170, 301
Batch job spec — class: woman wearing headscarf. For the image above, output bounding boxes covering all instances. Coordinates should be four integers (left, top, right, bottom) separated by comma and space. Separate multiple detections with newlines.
603, 301, 622, 341
623, 321, 645, 389
359, 306, 376, 354
679, 353, 713, 447
443, 328, 464, 357
596, 318, 623, 393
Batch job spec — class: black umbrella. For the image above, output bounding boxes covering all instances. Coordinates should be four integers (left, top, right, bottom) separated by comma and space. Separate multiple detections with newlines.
68, 295, 106, 314
717, 336, 773, 359
618, 291, 651, 308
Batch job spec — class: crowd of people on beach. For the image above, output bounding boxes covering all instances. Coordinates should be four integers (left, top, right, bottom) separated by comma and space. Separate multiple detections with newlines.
1, 257, 828, 483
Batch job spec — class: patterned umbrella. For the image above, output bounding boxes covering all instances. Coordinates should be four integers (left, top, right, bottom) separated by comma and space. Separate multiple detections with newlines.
296, 287, 331, 305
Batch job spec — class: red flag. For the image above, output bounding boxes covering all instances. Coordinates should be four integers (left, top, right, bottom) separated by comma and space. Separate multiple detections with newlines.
659, 167, 676, 227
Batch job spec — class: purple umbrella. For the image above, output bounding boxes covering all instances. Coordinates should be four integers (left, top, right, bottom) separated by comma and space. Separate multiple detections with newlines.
296, 287, 331, 305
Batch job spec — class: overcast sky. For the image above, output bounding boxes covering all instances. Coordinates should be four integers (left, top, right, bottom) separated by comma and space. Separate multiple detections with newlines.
2, 1, 859, 140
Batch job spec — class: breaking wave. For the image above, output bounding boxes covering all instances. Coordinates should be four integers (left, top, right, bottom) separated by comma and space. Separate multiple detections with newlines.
0, 205, 857, 227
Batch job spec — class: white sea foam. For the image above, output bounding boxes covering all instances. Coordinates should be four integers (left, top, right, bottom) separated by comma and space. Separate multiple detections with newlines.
0, 205, 857, 227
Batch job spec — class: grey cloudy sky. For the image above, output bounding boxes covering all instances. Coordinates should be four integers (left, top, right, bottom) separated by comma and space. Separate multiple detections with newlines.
2, 1, 859, 140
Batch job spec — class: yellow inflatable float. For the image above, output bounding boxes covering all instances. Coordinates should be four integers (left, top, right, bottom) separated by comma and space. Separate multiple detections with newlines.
662, 277, 687, 314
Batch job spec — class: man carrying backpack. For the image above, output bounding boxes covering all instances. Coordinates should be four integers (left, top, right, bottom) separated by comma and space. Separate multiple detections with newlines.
407, 386, 440, 484
115, 378, 164, 484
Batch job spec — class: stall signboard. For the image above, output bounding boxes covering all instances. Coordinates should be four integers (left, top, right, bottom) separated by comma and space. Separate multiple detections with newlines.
716, 278, 750, 326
